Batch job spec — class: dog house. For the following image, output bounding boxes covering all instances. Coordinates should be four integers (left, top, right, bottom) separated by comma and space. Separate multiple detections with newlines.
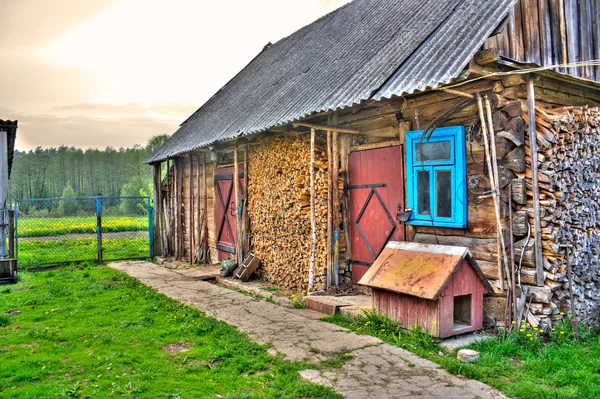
358, 242, 492, 338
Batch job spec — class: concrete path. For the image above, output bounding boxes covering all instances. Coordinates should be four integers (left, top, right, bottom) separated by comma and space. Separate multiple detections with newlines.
110, 261, 506, 399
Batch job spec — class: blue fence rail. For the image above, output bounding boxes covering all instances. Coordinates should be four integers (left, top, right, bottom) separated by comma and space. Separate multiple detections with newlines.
14, 196, 153, 267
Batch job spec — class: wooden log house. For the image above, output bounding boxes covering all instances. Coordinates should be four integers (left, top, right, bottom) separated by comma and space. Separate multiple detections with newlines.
146, 0, 600, 328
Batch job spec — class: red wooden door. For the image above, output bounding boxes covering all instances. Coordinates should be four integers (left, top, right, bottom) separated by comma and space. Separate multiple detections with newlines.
348, 146, 405, 282
215, 166, 245, 261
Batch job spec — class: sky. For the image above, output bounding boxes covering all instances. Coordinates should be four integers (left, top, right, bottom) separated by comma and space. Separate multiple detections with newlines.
0, 0, 350, 151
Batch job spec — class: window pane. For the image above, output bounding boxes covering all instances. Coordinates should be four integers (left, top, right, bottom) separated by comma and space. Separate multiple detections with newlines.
417, 170, 430, 216
436, 170, 452, 218
416, 141, 451, 162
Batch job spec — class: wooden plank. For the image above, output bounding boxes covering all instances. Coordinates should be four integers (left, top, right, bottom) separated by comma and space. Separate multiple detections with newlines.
293, 122, 359, 135
538, 0, 553, 66
244, 143, 250, 256
527, 75, 544, 286
592, 0, 600, 80
564, 0, 580, 76
579, 0, 594, 79
522, 0, 541, 64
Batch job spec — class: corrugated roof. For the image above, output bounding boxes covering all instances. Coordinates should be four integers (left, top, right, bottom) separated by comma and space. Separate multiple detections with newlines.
357, 241, 492, 300
0, 120, 18, 178
146, 0, 517, 163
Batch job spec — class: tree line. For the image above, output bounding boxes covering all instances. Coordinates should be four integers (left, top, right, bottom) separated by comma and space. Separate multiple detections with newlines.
9, 135, 169, 205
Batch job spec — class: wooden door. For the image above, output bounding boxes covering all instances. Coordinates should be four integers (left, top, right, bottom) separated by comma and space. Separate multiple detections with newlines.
348, 146, 405, 282
215, 166, 245, 261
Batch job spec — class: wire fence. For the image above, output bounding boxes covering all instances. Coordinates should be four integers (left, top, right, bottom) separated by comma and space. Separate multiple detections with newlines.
14, 196, 153, 268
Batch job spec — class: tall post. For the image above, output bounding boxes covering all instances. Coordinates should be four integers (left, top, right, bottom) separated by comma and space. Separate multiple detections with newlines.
0, 129, 8, 260
233, 142, 243, 266
96, 197, 103, 262
326, 130, 332, 289
8, 210, 14, 258
527, 74, 544, 286
308, 128, 316, 291
332, 131, 340, 286
152, 163, 162, 257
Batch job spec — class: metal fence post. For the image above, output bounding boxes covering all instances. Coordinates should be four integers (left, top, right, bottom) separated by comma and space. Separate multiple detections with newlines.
148, 197, 154, 258
14, 202, 18, 262
96, 197, 102, 262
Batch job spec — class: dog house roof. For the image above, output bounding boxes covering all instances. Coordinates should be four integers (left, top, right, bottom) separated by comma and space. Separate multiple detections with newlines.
358, 241, 492, 300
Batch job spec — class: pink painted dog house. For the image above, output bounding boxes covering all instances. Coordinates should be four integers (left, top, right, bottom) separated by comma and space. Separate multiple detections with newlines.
358, 242, 492, 338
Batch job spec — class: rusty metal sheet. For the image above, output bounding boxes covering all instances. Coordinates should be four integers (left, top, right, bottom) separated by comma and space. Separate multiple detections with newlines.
358, 241, 473, 300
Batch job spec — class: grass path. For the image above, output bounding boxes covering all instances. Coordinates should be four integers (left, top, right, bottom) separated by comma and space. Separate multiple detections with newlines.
0, 266, 339, 398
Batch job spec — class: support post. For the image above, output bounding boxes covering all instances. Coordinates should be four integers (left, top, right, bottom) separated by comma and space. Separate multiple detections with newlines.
244, 143, 250, 256
96, 197, 103, 262
308, 128, 317, 291
188, 153, 194, 264
196, 154, 202, 263
527, 75, 544, 286
152, 163, 162, 257
8, 210, 14, 258
332, 130, 340, 286
234, 142, 243, 266
0, 129, 7, 260
326, 130, 333, 289
203, 155, 208, 262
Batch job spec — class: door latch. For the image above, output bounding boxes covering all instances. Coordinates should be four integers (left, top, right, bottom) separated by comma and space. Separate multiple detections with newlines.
396, 203, 412, 222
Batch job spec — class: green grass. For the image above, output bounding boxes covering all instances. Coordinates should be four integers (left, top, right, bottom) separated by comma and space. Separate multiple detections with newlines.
0, 266, 340, 398
18, 216, 148, 238
18, 237, 150, 267
323, 310, 600, 399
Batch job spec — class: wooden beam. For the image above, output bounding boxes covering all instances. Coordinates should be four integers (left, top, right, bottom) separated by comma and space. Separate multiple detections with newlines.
293, 122, 360, 135
234, 142, 243, 266
350, 140, 402, 153
527, 75, 544, 286
308, 128, 317, 291
332, 130, 340, 286
243, 143, 250, 256
202, 155, 209, 262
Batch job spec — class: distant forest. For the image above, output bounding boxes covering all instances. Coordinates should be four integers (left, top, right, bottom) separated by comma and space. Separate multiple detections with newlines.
9, 135, 169, 202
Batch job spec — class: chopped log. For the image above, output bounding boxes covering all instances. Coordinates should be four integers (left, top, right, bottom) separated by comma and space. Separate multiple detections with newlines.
503, 146, 526, 172
512, 210, 528, 236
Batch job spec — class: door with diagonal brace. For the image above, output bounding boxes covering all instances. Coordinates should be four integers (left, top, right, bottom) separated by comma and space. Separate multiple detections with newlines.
215, 166, 245, 261
348, 146, 405, 282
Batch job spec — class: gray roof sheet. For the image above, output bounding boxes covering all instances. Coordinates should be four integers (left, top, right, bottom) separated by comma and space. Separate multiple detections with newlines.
147, 0, 517, 163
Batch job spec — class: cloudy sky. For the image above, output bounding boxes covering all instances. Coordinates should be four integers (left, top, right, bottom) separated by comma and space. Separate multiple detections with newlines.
0, 0, 349, 151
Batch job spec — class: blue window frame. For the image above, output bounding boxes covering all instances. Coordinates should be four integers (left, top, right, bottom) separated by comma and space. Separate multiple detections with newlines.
406, 126, 467, 228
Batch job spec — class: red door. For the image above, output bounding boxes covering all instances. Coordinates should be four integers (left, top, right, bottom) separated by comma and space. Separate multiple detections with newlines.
348, 146, 405, 282
215, 166, 245, 261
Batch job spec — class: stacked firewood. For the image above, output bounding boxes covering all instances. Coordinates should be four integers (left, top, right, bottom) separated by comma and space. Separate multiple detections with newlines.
502, 103, 600, 327
541, 106, 600, 328
247, 133, 328, 291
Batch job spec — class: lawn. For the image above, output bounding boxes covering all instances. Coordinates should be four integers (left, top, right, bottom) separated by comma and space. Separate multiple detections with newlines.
18, 237, 150, 267
17, 216, 148, 238
324, 310, 600, 399
0, 266, 339, 398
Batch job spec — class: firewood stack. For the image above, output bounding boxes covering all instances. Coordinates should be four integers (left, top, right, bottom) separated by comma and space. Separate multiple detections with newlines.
503, 103, 600, 328
541, 106, 600, 328
247, 133, 329, 291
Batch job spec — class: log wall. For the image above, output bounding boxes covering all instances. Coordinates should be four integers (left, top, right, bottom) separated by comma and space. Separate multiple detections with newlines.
485, 0, 600, 81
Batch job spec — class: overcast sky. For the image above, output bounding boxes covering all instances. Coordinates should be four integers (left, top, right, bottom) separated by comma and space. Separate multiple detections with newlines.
0, 0, 349, 151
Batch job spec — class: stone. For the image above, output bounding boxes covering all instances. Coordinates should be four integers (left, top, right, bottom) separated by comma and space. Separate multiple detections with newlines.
458, 349, 480, 362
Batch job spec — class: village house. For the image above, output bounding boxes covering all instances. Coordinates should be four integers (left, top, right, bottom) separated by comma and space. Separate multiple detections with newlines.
146, 0, 600, 330
0, 120, 18, 283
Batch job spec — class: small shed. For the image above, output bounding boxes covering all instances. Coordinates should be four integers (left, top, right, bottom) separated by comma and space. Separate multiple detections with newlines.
359, 242, 492, 338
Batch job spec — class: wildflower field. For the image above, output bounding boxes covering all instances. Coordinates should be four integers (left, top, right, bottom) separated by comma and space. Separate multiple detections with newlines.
16, 216, 149, 267
17, 216, 147, 238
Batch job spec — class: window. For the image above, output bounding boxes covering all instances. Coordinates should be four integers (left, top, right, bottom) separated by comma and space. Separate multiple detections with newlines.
406, 126, 466, 228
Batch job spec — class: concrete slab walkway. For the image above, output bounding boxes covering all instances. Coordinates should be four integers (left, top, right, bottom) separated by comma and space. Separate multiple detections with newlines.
110, 261, 506, 399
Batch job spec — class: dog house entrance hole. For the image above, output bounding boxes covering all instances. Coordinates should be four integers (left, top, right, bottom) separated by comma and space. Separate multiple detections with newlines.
453, 294, 472, 330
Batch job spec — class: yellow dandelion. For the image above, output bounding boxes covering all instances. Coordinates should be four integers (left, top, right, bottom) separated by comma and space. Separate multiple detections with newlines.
560, 312, 565, 315
511, 320, 516, 325
560, 331, 565, 335
526, 333, 532, 337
